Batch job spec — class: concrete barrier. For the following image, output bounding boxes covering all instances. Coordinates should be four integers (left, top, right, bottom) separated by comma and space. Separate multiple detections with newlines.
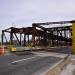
44, 55, 71, 75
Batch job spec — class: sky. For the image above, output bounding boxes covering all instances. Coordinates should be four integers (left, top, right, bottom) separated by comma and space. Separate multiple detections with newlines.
0, 0, 75, 30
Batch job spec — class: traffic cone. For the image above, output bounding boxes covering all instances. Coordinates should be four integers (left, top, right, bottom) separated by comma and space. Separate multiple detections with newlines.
0, 46, 5, 55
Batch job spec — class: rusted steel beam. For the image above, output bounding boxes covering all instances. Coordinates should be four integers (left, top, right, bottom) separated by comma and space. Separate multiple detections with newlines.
32, 24, 36, 47
4, 27, 12, 31
33, 20, 75, 25
3, 33, 8, 43
10, 32, 13, 45
24, 34, 26, 46
46, 26, 72, 31
32, 23, 46, 30
27, 34, 29, 45
20, 34, 22, 45
43, 30, 47, 47
1, 30, 4, 45
3, 30, 11, 33
14, 33, 20, 45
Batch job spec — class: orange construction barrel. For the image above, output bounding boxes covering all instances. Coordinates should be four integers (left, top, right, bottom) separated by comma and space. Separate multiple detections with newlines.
0, 46, 5, 55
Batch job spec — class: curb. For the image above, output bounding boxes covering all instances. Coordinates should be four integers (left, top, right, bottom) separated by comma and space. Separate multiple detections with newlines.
44, 55, 71, 75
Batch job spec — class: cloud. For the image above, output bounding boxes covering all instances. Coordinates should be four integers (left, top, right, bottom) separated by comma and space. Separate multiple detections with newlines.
0, 0, 75, 29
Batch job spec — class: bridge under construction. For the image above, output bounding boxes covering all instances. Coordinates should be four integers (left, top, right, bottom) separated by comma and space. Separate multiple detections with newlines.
2, 20, 73, 46
0, 20, 75, 75
1, 20, 74, 53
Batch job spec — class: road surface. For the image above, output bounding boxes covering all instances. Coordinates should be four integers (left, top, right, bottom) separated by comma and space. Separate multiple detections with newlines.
0, 52, 62, 75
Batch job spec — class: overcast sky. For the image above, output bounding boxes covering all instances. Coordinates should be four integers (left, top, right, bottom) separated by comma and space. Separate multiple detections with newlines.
0, 0, 75, 29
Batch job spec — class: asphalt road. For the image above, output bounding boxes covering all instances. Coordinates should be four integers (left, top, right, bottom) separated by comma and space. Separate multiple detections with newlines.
0, 53, 61, 75
47, 47, 71, 54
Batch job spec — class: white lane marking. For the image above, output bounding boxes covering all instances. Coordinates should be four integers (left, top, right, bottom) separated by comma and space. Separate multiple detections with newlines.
11, 57, 35, 64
